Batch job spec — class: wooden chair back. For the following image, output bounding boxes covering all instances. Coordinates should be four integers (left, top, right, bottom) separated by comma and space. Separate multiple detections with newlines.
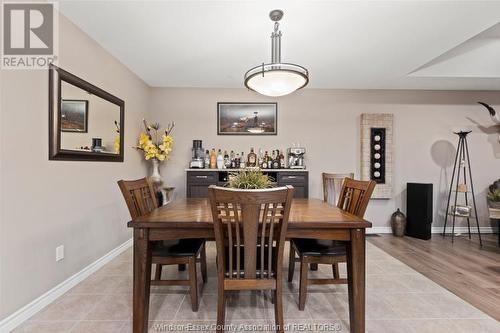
322, 173, 354, 206
208, 185, 294, 281
337, 178, 376, 218
117, 177, 158, 219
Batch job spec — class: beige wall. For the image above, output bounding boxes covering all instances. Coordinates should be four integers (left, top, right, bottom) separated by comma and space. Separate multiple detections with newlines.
149, 88, 500, 229
0, 15, 149, 319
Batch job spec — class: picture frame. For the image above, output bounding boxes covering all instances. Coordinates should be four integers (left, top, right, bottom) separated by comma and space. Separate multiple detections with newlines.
61, 99, 89, 133
217, 102, 277, 135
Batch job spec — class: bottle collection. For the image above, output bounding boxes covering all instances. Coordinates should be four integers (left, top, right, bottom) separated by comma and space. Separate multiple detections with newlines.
203, 147, 286, 169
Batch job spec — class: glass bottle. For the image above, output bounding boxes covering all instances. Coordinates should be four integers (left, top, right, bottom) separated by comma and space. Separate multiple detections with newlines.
272, 149, 280, 169
216, 149, 224, 169
240, 151, 246, 169
257, 148, 264, 168
247, 147, 257, 167
262, 151, 269, 169
223, 150, 230, 168
210, 148, 217, 169
235, 153, 240, 169
279, 150, 286, 169
204, 149, 210, 169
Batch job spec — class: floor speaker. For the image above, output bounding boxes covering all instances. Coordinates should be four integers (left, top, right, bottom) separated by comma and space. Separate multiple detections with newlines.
406, 183, 433, 240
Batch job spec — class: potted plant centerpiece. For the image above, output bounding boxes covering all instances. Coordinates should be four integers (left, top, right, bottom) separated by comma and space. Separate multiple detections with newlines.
135, 119, 174, 186
228, 169, 274, 189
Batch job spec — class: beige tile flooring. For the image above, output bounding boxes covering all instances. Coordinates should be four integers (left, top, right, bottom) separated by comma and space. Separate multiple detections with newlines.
13, 242, 500, 333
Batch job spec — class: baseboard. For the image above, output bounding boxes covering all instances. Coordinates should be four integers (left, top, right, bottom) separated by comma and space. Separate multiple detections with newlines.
0, 238, 133, 333
368, 226, 497, 234
434, 226, 497, 234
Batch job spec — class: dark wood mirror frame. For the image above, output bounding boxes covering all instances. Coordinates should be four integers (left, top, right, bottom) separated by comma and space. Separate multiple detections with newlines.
49, 64, 125, 162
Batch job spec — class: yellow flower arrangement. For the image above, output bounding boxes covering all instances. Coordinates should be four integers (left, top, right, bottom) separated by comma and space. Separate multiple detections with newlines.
135, 119, 174, 161
114, 120, 120, 154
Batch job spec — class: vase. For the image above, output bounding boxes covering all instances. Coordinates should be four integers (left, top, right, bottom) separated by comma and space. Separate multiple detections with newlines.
150, 158, 162, 186
391, 208, 406, 237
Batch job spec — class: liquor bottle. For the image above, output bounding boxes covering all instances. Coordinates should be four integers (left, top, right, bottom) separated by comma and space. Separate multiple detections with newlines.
223, 150, 230, 169
279, 150, 286, 168
235, 153, 240, 169
262, 151, 269, 169
271, 150, 277, 169
210, 149, 217, 169
204, 149, 210, 169
272, 149, 280, 169
240, 152, 246, 169
229, 150, 235, 168
247, 147, 257, 167
258, 148, 263, 168
216, 149, 224, 169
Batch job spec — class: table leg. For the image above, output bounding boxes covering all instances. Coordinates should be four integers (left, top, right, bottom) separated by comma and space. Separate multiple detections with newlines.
133, 228, 151, 333
346, 228, 365, 333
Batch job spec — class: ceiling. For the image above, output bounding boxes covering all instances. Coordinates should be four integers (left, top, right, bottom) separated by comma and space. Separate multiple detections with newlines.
59, 1, 500, 90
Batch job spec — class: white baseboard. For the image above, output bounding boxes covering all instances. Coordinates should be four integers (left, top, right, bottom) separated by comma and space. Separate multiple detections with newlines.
434, 226, 497, 234
368, 226, 497, 234
0, 238, 133, 333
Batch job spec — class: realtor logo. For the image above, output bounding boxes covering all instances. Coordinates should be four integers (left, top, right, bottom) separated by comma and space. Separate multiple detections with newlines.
2, 2, 58, 69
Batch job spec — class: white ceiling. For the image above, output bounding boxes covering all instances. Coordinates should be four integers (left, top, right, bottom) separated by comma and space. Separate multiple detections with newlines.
59, 1, 500, 90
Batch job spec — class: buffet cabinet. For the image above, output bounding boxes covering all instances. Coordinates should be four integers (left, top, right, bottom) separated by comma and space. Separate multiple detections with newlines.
186, 169, 309, 198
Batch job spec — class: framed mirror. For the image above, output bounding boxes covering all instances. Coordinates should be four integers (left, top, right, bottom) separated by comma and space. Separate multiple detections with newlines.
49, 64, 124, 161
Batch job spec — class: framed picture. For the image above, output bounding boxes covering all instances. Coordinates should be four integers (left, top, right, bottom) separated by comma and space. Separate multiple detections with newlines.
217, 102, 277, 135
61, 99, 88, 132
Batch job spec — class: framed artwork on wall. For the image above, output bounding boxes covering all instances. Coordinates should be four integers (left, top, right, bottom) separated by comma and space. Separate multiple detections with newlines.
360, 113, 394, 199
61, 99, 89, 132
217, 102, 277, 135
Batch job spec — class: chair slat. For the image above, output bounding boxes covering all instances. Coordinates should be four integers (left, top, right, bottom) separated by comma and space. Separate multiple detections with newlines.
260, 203, 269, 278
337, 178, 376, 218
267, 204, 277, 278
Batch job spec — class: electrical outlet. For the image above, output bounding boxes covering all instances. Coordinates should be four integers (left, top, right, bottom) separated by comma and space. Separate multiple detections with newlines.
56, 245, 64, 262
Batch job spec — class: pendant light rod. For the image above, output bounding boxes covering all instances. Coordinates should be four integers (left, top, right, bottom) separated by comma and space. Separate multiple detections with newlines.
271, 22, 281, 64
269, 10, 283, 64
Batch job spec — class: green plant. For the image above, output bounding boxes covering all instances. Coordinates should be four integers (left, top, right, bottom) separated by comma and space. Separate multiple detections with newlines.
487, 189, 500, 202
228, 170, 274, 189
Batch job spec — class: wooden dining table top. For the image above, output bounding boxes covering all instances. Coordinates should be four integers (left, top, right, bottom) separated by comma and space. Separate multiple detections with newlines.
128, 198, 372, 229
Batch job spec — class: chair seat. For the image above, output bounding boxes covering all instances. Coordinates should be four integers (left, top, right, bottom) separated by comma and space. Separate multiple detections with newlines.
291, 238, 347, 256
152, 239, 204, 257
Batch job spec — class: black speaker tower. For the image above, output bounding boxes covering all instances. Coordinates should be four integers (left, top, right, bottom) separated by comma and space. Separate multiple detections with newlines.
406, 183, 433, 240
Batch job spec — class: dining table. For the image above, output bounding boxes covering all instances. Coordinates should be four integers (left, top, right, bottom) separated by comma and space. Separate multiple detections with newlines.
127, 198, 372, 333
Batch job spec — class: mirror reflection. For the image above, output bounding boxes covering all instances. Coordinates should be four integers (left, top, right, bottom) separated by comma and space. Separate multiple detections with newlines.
60, 81, 121, 154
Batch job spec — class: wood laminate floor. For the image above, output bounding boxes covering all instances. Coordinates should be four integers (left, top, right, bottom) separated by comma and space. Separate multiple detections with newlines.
368, 233, 500, 322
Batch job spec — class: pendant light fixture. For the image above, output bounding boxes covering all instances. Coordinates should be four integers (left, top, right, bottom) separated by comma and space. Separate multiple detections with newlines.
244, 9, 309, 97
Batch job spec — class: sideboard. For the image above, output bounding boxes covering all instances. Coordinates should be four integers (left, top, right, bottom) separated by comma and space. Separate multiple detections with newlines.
186, 169, 309, 198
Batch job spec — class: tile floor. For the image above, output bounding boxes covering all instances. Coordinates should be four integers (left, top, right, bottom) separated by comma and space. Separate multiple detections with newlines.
12, 242, 500, 333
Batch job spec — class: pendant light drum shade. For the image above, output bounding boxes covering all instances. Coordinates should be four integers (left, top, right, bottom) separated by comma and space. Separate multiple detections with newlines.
244, 10, 309, 97
244, 63, 309, 97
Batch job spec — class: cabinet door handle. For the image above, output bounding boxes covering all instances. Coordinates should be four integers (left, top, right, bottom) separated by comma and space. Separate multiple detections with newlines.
196, 175, 208, 179
286, 176, 297, 179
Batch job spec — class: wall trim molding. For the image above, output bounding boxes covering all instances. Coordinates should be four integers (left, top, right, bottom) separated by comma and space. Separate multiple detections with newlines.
0, 238, 133, 333
368, 226, 497, 234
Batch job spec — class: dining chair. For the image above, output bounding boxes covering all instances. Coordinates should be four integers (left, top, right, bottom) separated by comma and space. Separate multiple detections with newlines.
208, 185, 295, 333
288, 178, 375, 310
118, 177, 207, 311
322, 172, 355, 206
